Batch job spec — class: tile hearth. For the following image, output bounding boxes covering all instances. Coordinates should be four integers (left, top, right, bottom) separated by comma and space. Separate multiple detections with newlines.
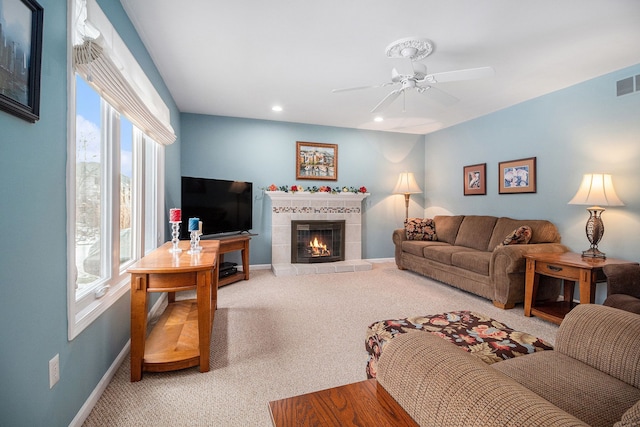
266, 191, 372, 276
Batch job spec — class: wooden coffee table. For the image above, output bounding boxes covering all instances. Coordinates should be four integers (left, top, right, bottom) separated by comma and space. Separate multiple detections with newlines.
268, 379, 417, 427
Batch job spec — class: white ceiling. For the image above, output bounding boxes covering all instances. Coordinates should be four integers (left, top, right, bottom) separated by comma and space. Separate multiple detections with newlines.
121, 0, 640, 135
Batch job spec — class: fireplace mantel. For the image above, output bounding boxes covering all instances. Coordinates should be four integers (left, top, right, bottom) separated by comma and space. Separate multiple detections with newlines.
266, 191, 371, 276
265, 191, 369, 202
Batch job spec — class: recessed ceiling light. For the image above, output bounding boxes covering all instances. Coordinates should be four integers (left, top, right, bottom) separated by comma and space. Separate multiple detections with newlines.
272, 105, 283, 112
374, 116, 384, 122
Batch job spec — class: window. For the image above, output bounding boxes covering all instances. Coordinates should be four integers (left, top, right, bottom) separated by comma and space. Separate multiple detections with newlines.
69, 0, 173, 339
75, 76, 103, 290
68, 74, 164, 339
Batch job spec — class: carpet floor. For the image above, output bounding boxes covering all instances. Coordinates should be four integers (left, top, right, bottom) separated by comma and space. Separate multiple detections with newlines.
82, 262, 558, 426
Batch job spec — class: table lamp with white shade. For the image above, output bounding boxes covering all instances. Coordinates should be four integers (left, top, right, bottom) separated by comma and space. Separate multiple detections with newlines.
568, 173, 624, 258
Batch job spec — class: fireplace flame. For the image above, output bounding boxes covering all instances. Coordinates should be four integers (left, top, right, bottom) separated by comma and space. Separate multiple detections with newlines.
309, 237, 330, 257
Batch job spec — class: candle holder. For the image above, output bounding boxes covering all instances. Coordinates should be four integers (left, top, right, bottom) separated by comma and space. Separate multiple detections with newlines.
169, 221, 182, 253
188, 231, 202, 254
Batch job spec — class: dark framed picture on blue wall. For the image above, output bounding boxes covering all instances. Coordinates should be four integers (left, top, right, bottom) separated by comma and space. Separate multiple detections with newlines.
0, 0, 44, 123
499, 157, 537, 194
463, 163, 486, 195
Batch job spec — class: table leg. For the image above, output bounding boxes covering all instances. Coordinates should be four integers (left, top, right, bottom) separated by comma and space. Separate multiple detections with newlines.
196, 270, 211, 373
241, 240, 250, 280
524, 258, 538, 317
579, 269, 596, 304
130, 274, 148, 382
563, 280, 575, 304
212, 265, 219, 310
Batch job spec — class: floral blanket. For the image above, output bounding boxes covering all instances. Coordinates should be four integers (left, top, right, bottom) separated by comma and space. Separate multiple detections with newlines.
365, 310, 553, 379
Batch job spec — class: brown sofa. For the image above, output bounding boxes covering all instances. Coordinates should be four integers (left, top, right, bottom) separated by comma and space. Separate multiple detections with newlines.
376, 304, 640, 427
393, 215, 569, 308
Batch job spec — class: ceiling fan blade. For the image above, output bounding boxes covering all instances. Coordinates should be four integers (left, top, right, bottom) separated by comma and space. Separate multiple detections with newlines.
424, 66, 494, 83
332, 82, 394, 93
371, 89, 402, 113
419, 86, 459, 106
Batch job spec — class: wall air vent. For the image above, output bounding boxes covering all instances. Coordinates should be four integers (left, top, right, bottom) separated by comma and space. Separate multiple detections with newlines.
616, 77, 634, 96
636, 74, 640, 92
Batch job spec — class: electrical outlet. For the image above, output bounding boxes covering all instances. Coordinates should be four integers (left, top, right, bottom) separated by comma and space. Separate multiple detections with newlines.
49, 354, 60, 389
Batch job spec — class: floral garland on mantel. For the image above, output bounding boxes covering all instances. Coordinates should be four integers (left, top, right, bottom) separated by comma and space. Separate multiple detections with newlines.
264, 184, 367, 194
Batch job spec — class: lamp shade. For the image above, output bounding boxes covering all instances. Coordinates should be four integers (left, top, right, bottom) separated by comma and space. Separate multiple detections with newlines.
568, 174, 624, 207
393, 172, 422, 194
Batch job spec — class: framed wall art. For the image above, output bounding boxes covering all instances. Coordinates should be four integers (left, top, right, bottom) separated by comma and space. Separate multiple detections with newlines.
0, 0, 44, 123
296, 141, 338, 181
499, 157, 537, 194
463, 163, 486, 195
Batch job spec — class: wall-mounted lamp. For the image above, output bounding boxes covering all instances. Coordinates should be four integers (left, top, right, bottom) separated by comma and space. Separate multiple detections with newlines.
568, 173, 624, 258
393, 172, 422, 220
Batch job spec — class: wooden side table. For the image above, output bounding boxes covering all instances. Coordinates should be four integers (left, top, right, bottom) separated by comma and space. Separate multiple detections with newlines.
524, 252, 632, 324
127, 240, 219, 381
268, 379, 417, 427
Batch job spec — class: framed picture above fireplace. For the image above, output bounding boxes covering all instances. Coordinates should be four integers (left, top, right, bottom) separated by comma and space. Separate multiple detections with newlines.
296, 141, 338, 181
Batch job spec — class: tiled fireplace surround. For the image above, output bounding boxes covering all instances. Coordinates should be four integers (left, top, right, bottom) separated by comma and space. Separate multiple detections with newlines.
266, 191, 372, 276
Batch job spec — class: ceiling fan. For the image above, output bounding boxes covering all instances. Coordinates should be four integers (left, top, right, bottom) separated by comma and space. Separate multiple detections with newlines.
332, 37, 494, 114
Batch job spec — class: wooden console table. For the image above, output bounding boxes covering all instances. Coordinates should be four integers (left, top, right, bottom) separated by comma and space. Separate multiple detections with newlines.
127, 240, 219, 381
524, 252, 632, 324
216, 234, 251, 287
268, 379, 417, 427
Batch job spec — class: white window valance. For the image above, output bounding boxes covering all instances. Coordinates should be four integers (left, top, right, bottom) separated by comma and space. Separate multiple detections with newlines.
72, 0, 176, 146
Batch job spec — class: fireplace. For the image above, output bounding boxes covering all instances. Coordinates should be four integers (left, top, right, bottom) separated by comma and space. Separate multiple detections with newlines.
266, 191, 370, 276
291, 220, 345, 263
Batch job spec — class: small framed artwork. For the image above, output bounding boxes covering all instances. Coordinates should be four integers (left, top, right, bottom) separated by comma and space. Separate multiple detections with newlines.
296, 141, 338, 181
0, 0, 44, 123
463, 163, 487, 195
499, 157, 537, 194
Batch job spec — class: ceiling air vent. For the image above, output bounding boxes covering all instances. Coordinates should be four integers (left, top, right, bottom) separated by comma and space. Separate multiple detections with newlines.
617, 77, 634, 96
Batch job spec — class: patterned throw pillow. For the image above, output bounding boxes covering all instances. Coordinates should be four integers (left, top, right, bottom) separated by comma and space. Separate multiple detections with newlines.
405, 218, 437, 241
499, 225, 532, 246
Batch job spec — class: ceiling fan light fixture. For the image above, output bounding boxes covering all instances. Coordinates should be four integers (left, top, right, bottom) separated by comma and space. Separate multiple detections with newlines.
333, 37, 489, 114
385, 37, 434, 61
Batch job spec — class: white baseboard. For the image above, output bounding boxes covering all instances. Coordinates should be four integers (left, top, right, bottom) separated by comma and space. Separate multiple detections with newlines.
248, 263, 272, 270
249, 259, 394, 272
366, 257, 395, 263
69, 294, 168, 427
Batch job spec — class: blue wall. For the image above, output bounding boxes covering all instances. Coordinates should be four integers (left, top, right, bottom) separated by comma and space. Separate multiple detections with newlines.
0, 1, 180, 426
424, 63, 640, 302
179, 114, 425, 264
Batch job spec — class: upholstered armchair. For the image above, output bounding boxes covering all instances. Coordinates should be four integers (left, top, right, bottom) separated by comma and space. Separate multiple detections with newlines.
602, 263, 640, 315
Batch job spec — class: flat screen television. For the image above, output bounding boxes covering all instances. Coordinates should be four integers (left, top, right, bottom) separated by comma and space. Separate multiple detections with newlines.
180, 176, 253, 238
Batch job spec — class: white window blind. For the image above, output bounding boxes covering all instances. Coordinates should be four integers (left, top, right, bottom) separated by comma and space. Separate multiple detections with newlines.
72, 0, 176, 146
